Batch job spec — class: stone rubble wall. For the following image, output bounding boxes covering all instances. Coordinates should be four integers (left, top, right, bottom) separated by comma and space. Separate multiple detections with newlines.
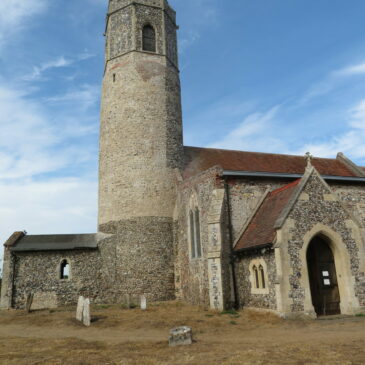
11, 250, 101, 309
330, 183, 365, 226
234, 250, 277, 310
99, 217, 175, 302
8, 217, 175, 309
227, 179, 288, 241
174, 168, 223, 307
286, 174, 365, 312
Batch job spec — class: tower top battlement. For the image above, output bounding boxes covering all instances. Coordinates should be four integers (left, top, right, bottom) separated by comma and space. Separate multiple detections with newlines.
108, 0, 176, 22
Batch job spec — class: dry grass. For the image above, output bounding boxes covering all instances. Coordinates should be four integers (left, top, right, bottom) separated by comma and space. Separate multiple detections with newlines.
0, 301, 364, 365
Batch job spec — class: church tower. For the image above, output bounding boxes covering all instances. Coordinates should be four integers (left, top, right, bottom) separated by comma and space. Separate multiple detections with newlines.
98, 0, 183, 300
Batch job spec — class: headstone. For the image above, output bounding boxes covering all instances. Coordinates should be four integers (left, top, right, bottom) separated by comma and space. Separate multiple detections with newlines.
25, 293, 34, 313
83, 298, 91, 327
76, 296, 84, 322
125, 294, 130, 309
168, 326, 193, 347
140, 295, 147, 310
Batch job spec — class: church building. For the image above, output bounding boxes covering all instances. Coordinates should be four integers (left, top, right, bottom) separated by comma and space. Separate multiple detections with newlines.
1, 0, 364, 318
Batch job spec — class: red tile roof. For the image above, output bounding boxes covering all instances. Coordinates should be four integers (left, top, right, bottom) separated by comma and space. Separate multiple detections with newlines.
183, 147, 356, 179
234, 180, 300, 251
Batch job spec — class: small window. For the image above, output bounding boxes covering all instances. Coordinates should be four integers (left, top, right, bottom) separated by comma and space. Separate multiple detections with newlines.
142, 25, 156, 52
253, 265, 259, 289
194, 208, 202, 257
60, 259, 70, 280
113, 73, 116, 82
249, 259, 269, 294
259, 265, 266, 289
189, 208, 202, 259
189, 210, 196, 258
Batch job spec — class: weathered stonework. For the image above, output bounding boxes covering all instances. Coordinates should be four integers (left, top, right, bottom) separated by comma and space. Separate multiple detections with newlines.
283, 173, 365, 313
235, 250, 277, 310
174, 168, 222, 307
10, 250, 101, 309
97, 0, 182, 303
227, 179, 287, 241
98, 217, 175, 302
2, 1, 365, 318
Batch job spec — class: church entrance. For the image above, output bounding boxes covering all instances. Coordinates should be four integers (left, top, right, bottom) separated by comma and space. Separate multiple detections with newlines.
307, 236, 341, 316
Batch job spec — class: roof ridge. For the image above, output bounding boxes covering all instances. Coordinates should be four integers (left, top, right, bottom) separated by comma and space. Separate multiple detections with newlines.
184, 145, 341, 162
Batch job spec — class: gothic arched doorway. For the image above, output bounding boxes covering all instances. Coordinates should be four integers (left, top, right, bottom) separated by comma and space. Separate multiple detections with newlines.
306, 236, 341, 316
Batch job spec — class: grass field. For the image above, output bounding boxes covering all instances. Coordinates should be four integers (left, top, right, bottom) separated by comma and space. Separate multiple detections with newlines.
0, 301, 364, 364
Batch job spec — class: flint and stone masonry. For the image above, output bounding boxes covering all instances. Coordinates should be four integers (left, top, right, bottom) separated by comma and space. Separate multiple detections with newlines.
1, 0, 364, 317
97, 0, 182, 301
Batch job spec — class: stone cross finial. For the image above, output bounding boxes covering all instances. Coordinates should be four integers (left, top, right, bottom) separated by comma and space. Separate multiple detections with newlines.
305, 152, 313, 168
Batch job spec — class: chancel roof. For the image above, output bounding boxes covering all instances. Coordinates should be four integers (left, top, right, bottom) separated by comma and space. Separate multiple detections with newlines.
183, 146, 357, 179
234, 179, 301, 251
8, 234, 98, 252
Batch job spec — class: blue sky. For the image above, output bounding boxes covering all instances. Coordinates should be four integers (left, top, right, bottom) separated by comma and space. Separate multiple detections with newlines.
1, 0, 365, 262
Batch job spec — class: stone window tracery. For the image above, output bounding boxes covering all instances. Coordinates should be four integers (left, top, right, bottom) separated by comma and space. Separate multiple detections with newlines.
249, 259, 269, 294
142, 25, 156, 53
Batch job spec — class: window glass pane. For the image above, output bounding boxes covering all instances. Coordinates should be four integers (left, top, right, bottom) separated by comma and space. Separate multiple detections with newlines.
259, 265, 265, 289
60, 260, 69, 279
195, 209, 202, 257
142, 25, 156, 52
253, 266, 259, 289
189, 211, 196, 258
323, 279, 331, 286
322, 271, 329, 277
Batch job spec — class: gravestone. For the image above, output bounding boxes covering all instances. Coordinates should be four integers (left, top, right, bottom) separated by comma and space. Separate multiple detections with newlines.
125, 294, 130, 309
83, 298, 91, 326
25, 293, 34, 313
168, 326, 193, 347
76, 296, 84, 322
140, 295, 147, 310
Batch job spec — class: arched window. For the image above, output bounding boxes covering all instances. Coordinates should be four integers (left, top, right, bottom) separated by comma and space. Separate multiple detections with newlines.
142, 25, 156, 52
253, 265, 259, 288
249, 259, 269, 294
60, 259, 70, 280
259, 265, 266, 289
189, 207, 202, 259
194, 208, 202, 257
189, 210, 196, 258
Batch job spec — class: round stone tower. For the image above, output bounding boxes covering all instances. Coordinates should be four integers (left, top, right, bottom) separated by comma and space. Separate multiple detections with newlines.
98, 0, 183, 301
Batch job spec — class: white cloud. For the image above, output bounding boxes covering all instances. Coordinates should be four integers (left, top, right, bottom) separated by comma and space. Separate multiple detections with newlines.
335, 62, 365, 76
301, 60, 365, 103
23, 53, 95, 81
45, 84, 99, 110
23, 56, 73, 81
0, 0, 47, 49
296, 99, 365, 161
0, 82, 99, 262
0, 178, 98, 248
208, 105, 284, 152
208, 95, 365, 166
349, 99, 365, 129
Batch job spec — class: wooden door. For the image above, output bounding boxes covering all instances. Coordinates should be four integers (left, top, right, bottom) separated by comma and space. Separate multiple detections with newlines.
307, 236, 340, 316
